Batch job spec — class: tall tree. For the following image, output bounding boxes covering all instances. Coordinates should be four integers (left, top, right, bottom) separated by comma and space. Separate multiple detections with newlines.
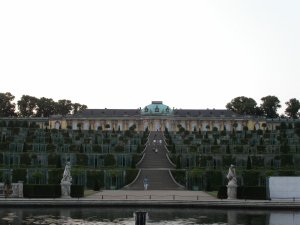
72, 103, 87, 114
56, 99, 73, 116
285, 98, 300, 119
226, 96, 258, 115
0, 92, 16, 117
36, 97, 56, 117
260, 95, 281, 118
17, 95, 38, 117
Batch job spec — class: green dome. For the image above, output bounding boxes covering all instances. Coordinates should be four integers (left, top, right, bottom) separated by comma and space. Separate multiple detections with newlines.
142, 101, 172, 115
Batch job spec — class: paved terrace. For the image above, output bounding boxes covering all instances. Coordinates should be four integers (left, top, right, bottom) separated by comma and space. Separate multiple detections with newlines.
1, 190, 300, 209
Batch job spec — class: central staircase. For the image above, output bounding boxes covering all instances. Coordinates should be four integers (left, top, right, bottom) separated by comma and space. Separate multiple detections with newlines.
124, 131, 184, 190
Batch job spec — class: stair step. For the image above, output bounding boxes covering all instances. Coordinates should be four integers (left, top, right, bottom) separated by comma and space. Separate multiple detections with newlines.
125, 132, 184, 190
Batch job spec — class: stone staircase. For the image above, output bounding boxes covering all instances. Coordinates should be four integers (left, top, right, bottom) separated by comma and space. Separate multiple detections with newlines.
124, 131, 184, 190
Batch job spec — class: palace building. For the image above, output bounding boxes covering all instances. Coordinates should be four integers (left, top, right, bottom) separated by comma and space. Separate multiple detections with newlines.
50, 101, 266, 132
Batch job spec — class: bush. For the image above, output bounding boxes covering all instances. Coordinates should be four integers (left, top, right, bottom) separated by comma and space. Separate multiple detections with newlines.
12, 168, 27, 183
171, 170, 186, 186
125, 169, 138, 185
205, 170, 223, 191
24, 185, 61, 198
104, 154, 116, 167
70, 185, 84, 198
217, 186, 267, 200
76, 154, 88, 166
48, 169, 63, 184
217, 186, 227, 199
237, 186, 266, 200
242, 170, 260, 186
131, 154, 142, 168
278, 170, 296, 176
86, 170, 104, 190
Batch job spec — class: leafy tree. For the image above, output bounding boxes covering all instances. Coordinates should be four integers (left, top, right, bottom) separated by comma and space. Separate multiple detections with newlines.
285, 98, 300, 119
17, 95, 38, 117
36, 97, 56, 117
72, 103, 87, 114
226, 96, 258, 115
55, 99, 73, 116
260, 95, 281, 118
0, 92, 16, 117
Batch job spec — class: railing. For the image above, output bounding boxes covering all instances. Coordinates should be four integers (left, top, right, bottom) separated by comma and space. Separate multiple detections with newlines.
94, 194, 208, 201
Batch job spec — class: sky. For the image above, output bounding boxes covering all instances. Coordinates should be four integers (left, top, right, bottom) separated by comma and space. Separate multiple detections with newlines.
0, 0, 299, 114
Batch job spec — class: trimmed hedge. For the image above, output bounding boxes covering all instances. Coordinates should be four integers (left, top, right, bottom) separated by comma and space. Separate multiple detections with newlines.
71, 185, 84, 198
24, 184, 84, 198
217, 186, 266, 200
24, 185, 61, 198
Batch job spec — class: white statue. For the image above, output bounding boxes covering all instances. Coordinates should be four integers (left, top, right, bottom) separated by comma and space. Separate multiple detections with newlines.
226, 164, 237, 199
61, 162, 72, 198
61, 162, 72, 183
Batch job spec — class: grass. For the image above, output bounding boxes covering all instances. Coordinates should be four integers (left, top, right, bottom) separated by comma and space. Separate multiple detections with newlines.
84, 189, 100, 197
206, 191, 218, 198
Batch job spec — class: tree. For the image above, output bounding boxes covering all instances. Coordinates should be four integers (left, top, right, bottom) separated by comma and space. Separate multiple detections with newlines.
226, 96, 258, 115
55, 99, 73, 116
17, 95, 38, 117
72, 103, 87, 114
0, 92, 16, 117
36, 97, 56, 117
285, 98, 300, 119
260, 95, 281, 118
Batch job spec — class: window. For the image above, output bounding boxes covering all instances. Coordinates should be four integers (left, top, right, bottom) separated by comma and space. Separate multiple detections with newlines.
155, 106, 159, 112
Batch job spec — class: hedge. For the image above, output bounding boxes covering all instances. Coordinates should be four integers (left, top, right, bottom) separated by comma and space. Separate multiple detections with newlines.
70, 185, 84, 198
86, 170, 104, 190
24, 184, 84, 198
24, 185, 61, 198
205, 170, 223, 191
217, 186, 266, 200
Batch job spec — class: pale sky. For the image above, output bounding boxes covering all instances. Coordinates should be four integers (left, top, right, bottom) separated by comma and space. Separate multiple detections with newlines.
1, 1, 299, 114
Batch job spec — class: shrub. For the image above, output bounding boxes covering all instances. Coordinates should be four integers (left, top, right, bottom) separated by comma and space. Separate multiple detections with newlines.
24, 185, 61, 198
205, 170, 223, 191
242, 170, 260, 186
278, 170, 295, 176
171, 170, 186, 186
237, 186, 266, 200
125, 169, 138, 185
76, 154, 88, 166
48, 169, 63, 184
86, 170, 104, 190
12, 168, 27, 183
20, 153, 31, 165
217, 186, 227, 199
131, 154, 142, 168
104, 154, 116, 167
70, 185, 84, 198
217, 186, 267, 200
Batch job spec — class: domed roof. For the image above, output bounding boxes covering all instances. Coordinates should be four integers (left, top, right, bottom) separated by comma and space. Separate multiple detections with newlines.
141, 101, 172, 115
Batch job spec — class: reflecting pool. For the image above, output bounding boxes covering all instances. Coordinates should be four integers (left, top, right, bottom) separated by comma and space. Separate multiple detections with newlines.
0, 207, 300, 225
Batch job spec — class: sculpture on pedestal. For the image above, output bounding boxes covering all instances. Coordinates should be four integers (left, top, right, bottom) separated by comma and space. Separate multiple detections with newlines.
61, 162, 72, 198
226, 164, 237, 199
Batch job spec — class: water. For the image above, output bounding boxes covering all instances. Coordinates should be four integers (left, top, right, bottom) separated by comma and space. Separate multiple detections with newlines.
0, 207, 299, 225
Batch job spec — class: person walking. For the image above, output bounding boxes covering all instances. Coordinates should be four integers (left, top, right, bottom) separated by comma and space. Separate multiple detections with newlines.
143, 177, 149, 190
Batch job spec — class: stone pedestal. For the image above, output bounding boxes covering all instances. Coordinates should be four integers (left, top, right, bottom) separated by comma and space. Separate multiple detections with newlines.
61, 181, 71, 198
227, 182, 237, 199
